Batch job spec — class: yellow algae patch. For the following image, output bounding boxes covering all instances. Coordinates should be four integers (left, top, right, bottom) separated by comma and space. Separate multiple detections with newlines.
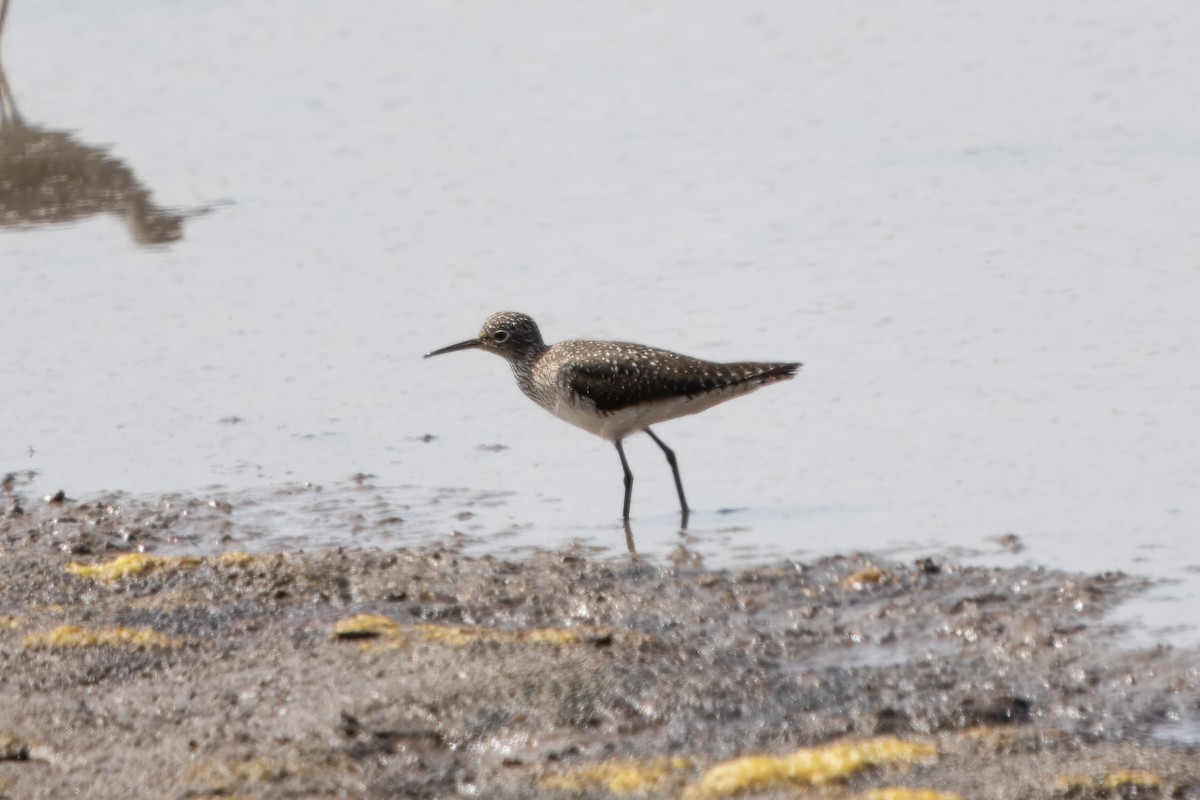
1053, 770, 1163, 795
335, 615, 616, 650
859, 789, 962, 800
334, 613, 401, 639
843, 567, 890, 590
216, 551, 255, 567
682, 737, 937, 799
1104, 771, 1162, 790
522, 627, 598, 645
0, 615, 24, 630
374, 623, 588, 649
540, 756, 693, 795
22, 624, 181, 650
1052, 774, 1095, 794
181, 756, 299, 795
65, 553, 200, 582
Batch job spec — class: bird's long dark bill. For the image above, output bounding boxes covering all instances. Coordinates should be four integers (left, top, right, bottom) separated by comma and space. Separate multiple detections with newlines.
423, 338, 481, 358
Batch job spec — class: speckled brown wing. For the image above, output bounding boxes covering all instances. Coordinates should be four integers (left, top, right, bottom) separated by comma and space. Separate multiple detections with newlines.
559, 341, 800, 413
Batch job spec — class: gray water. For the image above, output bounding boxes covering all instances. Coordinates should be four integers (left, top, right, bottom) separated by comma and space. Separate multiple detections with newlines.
2, 1, 1198, 643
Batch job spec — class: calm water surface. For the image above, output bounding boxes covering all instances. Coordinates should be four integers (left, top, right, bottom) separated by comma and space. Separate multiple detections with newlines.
2, 1, 1198, 643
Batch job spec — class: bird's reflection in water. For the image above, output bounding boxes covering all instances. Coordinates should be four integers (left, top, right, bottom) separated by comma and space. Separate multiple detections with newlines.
0, 0, 188, 246
621, 522, 695, 557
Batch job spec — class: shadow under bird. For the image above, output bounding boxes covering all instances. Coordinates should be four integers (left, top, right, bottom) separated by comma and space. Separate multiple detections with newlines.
425, 312, 800, 528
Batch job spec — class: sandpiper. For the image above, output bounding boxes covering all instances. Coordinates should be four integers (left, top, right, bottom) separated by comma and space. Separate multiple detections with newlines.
425, 312, 800, 528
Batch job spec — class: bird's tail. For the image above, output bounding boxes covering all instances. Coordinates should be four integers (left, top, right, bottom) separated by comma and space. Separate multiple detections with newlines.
758, 362, 801, 383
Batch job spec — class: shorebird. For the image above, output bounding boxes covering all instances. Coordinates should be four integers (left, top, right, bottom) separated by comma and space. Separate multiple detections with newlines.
425, 312, 800, 528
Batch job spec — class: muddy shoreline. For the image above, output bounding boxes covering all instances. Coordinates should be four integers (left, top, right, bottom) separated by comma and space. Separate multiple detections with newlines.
1, 482, 1198, 798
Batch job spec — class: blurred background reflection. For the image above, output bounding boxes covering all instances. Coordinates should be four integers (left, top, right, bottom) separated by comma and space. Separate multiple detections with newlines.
0, 0, 187, 245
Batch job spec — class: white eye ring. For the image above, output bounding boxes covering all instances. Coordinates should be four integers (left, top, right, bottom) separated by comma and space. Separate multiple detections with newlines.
492, 330, 510, 342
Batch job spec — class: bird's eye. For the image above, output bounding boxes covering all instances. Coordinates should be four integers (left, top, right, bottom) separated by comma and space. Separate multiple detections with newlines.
492, 330, 510, 343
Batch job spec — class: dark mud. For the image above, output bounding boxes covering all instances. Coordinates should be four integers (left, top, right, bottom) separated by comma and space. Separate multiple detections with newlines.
1, 478, 1199, 799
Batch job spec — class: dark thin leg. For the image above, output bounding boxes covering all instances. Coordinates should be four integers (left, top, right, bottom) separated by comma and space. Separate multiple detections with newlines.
0, 0, 9, 39
614, 438, 633, 521
644, 426, 689, 530
623, 519, 636, 554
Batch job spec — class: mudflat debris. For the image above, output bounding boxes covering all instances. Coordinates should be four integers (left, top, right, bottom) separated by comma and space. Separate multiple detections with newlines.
0, 487, 1197, 798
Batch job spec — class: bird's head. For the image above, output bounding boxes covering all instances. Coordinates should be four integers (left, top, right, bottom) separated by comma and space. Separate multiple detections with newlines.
425, 311, 546, 363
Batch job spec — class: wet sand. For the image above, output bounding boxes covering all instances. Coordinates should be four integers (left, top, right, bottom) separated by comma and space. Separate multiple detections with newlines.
1, 479, 1198, 799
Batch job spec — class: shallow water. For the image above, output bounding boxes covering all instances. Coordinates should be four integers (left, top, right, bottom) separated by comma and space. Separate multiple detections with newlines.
3, 2, 1199, 641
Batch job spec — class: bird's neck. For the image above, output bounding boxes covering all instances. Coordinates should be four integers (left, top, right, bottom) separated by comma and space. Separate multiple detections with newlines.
506, 345, 546, 400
